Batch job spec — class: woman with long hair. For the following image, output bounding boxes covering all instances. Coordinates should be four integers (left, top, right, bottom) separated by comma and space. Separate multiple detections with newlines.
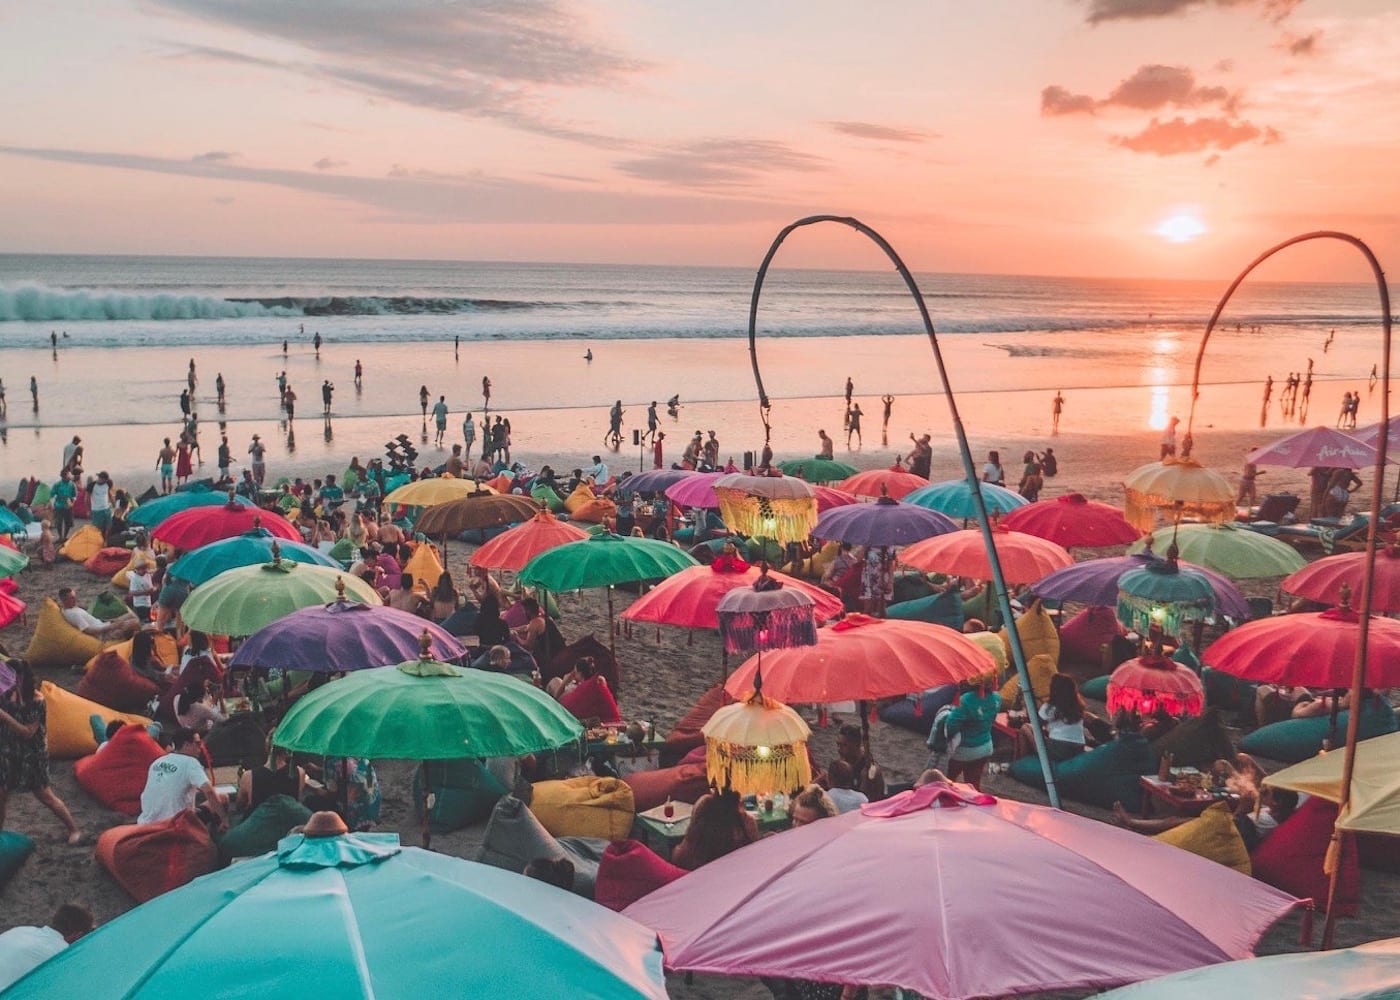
430, 570, 460, 622
0, 660, 83, 843
672, 790, 758, 871
1017, 672, 1086, 761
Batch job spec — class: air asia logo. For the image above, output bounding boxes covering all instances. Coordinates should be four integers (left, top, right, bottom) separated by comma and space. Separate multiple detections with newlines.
1316, 445, 1368, 461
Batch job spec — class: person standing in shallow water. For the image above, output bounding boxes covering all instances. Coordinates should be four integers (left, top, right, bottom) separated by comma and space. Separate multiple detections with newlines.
1052, 391, 1064, 435
846, 403, 863, 447
881, 394, 894, 444
313, 331, 322, 357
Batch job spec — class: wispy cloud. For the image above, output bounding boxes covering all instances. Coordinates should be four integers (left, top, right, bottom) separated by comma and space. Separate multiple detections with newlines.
313, 157, 347, 171
1278, 29, 1322, 55
824, 121, 935, 143
614, 139, 826, 188
192, 149, 238, 163
1079, 0, 1301, 25
1114, 115, 1281, 154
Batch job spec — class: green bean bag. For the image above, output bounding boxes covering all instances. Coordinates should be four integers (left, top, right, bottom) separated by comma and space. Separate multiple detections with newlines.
1172, 643, 1202, 674
1239, 695, 1398, 764
219, 794, 312, 864
88, 590, 131, 622
877, 685, 959, 737
892, 570, 935, 605
328, 537, 355, 563
1080, 675, 1110, 702
1009, 731, 1156, 811
886, 591, 963, 630
412, 759, 509, 832
0, 831, 35, 889
530, 483, 565, 512
1150, 707, 1234, 770
1202, 667, 1257, 717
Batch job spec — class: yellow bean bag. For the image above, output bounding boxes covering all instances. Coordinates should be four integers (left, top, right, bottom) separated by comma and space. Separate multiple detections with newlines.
25, 599, 105, 669
87, 632, 179, 674
529, 776, 635, 841
998, 653, 1058, 709
402, 543, 444, 593
111, 549, 156, 591
998, 599, 1060, 670
41, 680, 152, 759
563, 484, 597, 515
965, 631, 1008, 679
805, 540, 840, 581
1154, 801, 1252, 875
571, 498, 617, 525
59, 524, 105, 564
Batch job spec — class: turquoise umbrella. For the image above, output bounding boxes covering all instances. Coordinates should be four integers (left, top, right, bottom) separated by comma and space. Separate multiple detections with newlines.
0, 546, 27, 580
903, 478, 1027, 519
170, 528, 339, 585
128, 486, 256, 528
5, 827, 667, 1000
0, 506, 25, 536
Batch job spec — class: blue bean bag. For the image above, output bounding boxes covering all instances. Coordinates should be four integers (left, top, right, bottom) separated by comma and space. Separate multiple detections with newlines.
440, 603, 480, 637
219, 794, 312, 864
0, 831, 35, 889
1009, 732, 1156, 811
1080, 675, 1110, 702
1150, 708, 1234, 770
1239, 696, 1399, 764
1172, 643, 1203, 674
892, 571, 935, 605
1202, 667, 1258, 721
877, 685, 959, 736
413, 759, 510, 832
886, 591, 963, 630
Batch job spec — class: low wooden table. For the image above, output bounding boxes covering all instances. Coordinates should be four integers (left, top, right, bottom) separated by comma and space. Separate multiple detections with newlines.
1138, 775, 1232, 818
634, 802, 792, 860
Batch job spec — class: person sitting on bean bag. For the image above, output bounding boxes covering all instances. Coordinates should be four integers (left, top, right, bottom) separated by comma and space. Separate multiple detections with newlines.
554, 657, 621, 724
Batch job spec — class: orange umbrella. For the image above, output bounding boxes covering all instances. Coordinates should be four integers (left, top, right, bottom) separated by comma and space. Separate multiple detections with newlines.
898, 527, 1072, 584
621, 563, 844, 631
467, 509, 589, 573
836, 469, 928, 500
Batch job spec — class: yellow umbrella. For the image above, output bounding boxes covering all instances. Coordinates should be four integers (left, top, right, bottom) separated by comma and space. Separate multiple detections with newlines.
1121, 456, 1235, 534
384, 476, 496, 507
1264, 731, 1400, 835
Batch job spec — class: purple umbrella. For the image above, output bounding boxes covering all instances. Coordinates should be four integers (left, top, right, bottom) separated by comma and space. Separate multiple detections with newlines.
230, 600, 469, 674
665, 471, 725, 509
813, 495, 958, 548
1031, 553, 1252, 620
619, 468, 698, 494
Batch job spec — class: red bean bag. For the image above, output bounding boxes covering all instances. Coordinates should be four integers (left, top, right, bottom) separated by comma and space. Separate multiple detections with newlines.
0, 577, 18, 594
660, 684, 730, 766
74, 724, 165, 815
1058, 605, 1122, 670
157, 656, 224, 721
85, 546, 133, 577
77, 651, 161, 714
1250, 797, 1360, 916
622, 762, 710, 812
548, 634, 620, 693
559, 675, 621, 723
95, 809, 218, 902
0, 590, 24, 629
595, 839, 686, 912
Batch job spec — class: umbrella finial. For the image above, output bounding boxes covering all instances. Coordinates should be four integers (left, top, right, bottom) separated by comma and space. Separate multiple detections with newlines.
253, 514, 263, 530
419, 628, 433, 659
301, 811, 349, 838
1339, 581, 1353, 611
226, 488, 237, 504
335, 575, 346, 600
270, 540, 282, 565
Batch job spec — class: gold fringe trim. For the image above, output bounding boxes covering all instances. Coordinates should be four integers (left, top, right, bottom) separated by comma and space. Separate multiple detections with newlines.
715, 489, 817, 545
706, 738, 812, 797
1123, 489, 1235, 534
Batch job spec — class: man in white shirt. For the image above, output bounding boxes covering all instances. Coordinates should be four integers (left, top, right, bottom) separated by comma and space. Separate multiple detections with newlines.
58, 587, 138, 639
87, 471, 114, 536
587, 455, 609, 484
0, 904, 93, 990
138, 728, 228, 830
826, 760, 869, 814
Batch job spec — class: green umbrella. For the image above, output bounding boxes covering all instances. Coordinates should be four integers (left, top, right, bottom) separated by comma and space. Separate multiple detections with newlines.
1130, 523, 1306, 579
0, 546, 27, 580
180, 557, 381, 636
777, 458, 859, 483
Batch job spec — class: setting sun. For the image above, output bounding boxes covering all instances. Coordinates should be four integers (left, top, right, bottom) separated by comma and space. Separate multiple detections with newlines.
1155, 213, 1208, 244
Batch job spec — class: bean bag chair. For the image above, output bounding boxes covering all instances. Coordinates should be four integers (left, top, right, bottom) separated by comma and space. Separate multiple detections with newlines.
803, 540, 839, 581
94, 631, 179, 674
439, 603, 480, 637
595, 839, 687, 912
77, 650, 160, 714
0, 831, 35, 890
961, 585, 1005, 632
328, 537, 355, 563
204, 713, 268, 769
530, 776, 635, 841
530, 482, 565, 513
87, 590, 132, 623
622, 762, 710, 812
892, 570, 935, 605
73, 723, 165, 815
998, 653, 1059, 710
218, 794, 312, 864
965, 631, 1008, 677
25, 598, 105, 668
1150, 707, 1234, 770
563, 484, 597, 515
85, 547, 133, 577
95, 809, 219, 903
1081, 675, 1110, 702
474, 794, 603, 898
59, 524, 104, 563
877, 684, 959, 737
489, 473, 514, 496
661, 684, 729, 766
997, 600, 1060, 672
572, 498, 618, 525
1239, 696, 1399, 765
1058, 606, 1121, 669
548, 634, 620, 694
1202, 666, 1258, 718
1153, 801, 1252, 874
886, 591, 963, 630
0, 591, 24, 629
1009, 731, 1156, 812
402, 543, 444, 593
558, 675, 622, 724
42, 681, 153, 759
1251, 797, 1360, 915
412, 759, 509, 832
1172, 643, 1203, 674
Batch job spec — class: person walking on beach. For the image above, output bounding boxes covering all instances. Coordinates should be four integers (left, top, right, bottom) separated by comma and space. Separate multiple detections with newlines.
646, 401, 659, 440
585, 348, 593, 362
844, 377, 854, 408
652, 431, 665, 469
354, 360, 363, 388
1052, 391, 1064, 435
1160, 416, 1180, 459
175, 435, 194, 486
276, 370, 288, 405
606, 400, 624, 447
432, 395, 449, 446
703, 430, 720, 469
1338, 392, 1353, 429
0, 378, 6, 418
156, 438, 176, 494
454, 335, 460, 360
217, 435, 231, 483
50, 470, 75, 543
313, 331, 322, 358
322, 379, 334, 415
1238, 456, 1263, 507
187, 358, 197, 391
909, 433, 932, 479
846, 403, 863, 447
28, 376, 37, 410
283, 339, 288, 356
0, 661, 85, 846
482, 376, 492, 413
215, 372, 226, 409
462, 411, 476, 459
283, 384, 297, 421
248, 434, 266, 486
881, 394, 895, 444
418, 385, 430, 422
179, 388, 191, 421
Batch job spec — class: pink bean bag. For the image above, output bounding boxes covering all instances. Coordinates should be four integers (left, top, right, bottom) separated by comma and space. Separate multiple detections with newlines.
74, 724, 165, 815
85, 547, 134, 577
661, 684, 730, 766
1058, 605, 1122, 669
622, 762, 710, 813
1251, 797, 1359, 916
559, 675, 621, 724
595, 839, 686, 911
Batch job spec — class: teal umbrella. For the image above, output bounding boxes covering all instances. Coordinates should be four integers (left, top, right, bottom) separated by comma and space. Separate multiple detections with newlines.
0, 506, 25, 536
777, 458, 859, 483
0, 546, 27, 580
180, 557, 382, 636
4, 827, 666, 1000
170, 528, 340, 585
128, 486, 256, 528
904, 478, 1027, 519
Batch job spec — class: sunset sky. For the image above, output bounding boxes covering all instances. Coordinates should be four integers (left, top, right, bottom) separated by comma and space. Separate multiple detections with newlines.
2, 0, 1396, 279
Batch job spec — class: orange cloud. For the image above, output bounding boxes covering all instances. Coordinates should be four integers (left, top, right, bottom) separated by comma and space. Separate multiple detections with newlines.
1113, 115, 1282, 154
1081, 0, 1301, 25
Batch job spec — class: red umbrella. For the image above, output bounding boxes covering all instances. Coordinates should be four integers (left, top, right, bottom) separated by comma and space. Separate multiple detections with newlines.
1202, 606, 1400, 688
152, 501, 300, 551
1107, 654, 1205, 718
1282, 546, 1400, 613
1001, 492, 1140, 549
837, 469, 928, 500
621, 563, 843, 631
813, 486, 858, 513
468, 509, 588, 573
899, 527, 1073, 584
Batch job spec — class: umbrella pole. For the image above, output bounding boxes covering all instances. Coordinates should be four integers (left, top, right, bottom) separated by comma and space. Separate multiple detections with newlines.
421, 760, 433, 850
607, 585, 618, 682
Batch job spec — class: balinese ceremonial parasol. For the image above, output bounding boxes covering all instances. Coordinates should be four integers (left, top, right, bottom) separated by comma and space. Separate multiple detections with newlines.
812, 493, 957, 548
1116, 558, 1218, 640
1282, 546, 1400, 613
903, 478, 1027, 519
153, 500, 300, 551
812, 486, 858, 513
836, 468, 928, 500
1031, 552, 1251, 620
1131, 523, 1306, 579
616, 468, 698, 494
1107, 652, 1206, 718
1121, 456, 1235, 534
168, 528, 338, 585
1246, 426, 1385, 469
620, 563, 843, 632
179, 554, 382, 637
414, 491, 539, 536
899, 527, 1073, 584
128, 484, 255, 528
1264, 732, 1400, 837
1002, 492, 1140, 549
230, 600, 467, 673
383, 475, 494, 508
776, 458, 859, 483
713, 473, 817, 545
1202, 604, 1400, 690
664, 471, 725, 510
468, 509, 589, 573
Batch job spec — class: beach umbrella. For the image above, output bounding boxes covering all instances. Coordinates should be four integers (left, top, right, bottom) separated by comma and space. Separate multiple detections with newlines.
468, 509, 589, 573
230, 600, 468, 673
1131, 523, 1306, 578
812, 494, 957, 547
415, 492, 539, 536
776, 458, 858, 483
0, 546, 27, 580
0, 506, 26, 536
1282, 546, 1400, 613
1263, 732, 1400, 837
1031, 552, 1252, 620
180, 559, 382, 637
1001, 492, 1140, 549
903, 478, 1027, 519
384, 475, 494, 507
1246, 426, 1385, 469
153, 501, 300, 551
1121, 456, 1235, 534
620, 563, 843, 631
899, 527, 1073, 584
812, 486, 858, 513
664, 472, 725, 509
616, 468, 697, 494
1353, 416, 1400, 452
1106, 653, 1206, 718
1097, 937, 1400, 1000
1116, 561, 1217, 639
624, 783, 1303, 998
5, 823, 666, 1000
714, 473, 817, 544
168, 528, 338, 585
836, 468, 928, 500
1202, 606, 1400, 689
127, 485, 256, 528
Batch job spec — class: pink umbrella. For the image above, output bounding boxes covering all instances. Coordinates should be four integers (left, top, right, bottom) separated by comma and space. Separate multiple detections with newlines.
1107, 654, 1206, 717
664, 472, 725, 509
1246, 426, 1384, 469
620, 563, 844, 630
1281, 545, 1400, 613
625, 783, 1304, 998
813, 486, 858, 513
837, 468, 928, 500
899, 527, 1073, 584
1001, 492, 1140, 549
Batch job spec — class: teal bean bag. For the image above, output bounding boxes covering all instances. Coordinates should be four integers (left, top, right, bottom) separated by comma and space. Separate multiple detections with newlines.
89, 591, 131, 622
877, 685, 959, 737
743, 539, 785, 564
1202, 667, 1257, 720
1080, 675, 1110, 702
219, 794, 312, 864
413, 759, 510, 832
1239, 695, 1399, 764
1150, 707, 1234, 770
887, 591, 963, 630
1172, 643, 1202, 674
892, 570, 935, 605
328, 537, 355, 563
1009, 732, 1156, 811
0, 830, 35, 889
